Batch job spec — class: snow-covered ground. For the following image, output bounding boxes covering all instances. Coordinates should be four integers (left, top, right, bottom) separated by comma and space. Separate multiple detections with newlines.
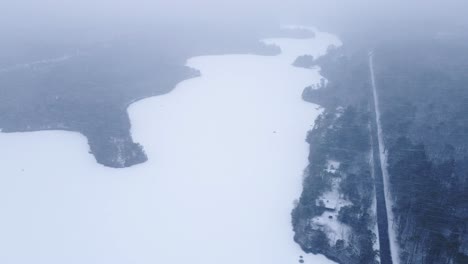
0, 30, 340, 264
369, 147, 381, 253
326, 160, 340, 173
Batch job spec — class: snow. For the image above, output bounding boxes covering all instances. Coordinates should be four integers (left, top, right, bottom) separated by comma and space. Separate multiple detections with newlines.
369, 149, 381, 253
312, 178, 352, 245
371, 192, 381, 252
311, 211, 351, 245
320, 189, 340, 210
0, 29, 340, 264
326, 160, 340, 174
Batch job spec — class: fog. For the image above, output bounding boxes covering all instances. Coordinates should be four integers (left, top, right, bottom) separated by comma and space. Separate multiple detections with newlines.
1, 0, 467, 58
2, 0, 467, 62
2, 0, 468, 31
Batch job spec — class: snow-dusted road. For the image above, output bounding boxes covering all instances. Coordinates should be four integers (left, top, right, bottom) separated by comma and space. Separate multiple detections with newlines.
369, 51, 400, 264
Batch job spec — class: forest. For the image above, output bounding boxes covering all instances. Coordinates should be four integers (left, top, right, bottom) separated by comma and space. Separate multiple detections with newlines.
374, 30, 468, 263
293, 47, 380, 263
294, 25, 468, 264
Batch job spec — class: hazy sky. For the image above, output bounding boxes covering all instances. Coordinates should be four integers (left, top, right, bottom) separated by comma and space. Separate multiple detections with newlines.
1, 0, 467, 48
3, 0, 468, 29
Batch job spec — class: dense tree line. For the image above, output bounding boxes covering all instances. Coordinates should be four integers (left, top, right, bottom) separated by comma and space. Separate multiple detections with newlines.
292, 105, 379, 264
374, 32, 468, 263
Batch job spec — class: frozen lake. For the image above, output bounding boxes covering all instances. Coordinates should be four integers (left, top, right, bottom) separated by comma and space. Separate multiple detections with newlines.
0, 29, 340, 264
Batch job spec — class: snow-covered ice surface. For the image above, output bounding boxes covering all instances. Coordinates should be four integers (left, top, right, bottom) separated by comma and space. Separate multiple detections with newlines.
0, 30, 340, 264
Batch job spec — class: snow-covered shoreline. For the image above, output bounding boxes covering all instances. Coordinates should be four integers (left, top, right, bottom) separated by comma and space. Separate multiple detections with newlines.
0, 29, 340, 264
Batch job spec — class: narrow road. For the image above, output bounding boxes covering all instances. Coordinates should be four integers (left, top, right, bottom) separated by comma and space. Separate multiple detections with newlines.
368, 51, 399, 264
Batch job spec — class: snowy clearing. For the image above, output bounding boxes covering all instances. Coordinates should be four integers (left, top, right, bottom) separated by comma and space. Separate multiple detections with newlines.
312, 177, 352, 246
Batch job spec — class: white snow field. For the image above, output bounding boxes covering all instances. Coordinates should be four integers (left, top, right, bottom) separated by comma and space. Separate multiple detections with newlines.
0, 29, 340, 264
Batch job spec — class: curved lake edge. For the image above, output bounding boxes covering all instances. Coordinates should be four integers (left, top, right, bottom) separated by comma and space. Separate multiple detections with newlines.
0, 26, 342, 264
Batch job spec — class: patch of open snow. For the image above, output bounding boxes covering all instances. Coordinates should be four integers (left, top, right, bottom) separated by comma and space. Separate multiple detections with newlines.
369, 147, 381, 253
326, 160, 340, 174
0, 30, 341, 264
311, 210, 351, 245
371, 188, 381, 252
312, 178, 352, 245
335, 107, 345, 118
320, 189, 341, 210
